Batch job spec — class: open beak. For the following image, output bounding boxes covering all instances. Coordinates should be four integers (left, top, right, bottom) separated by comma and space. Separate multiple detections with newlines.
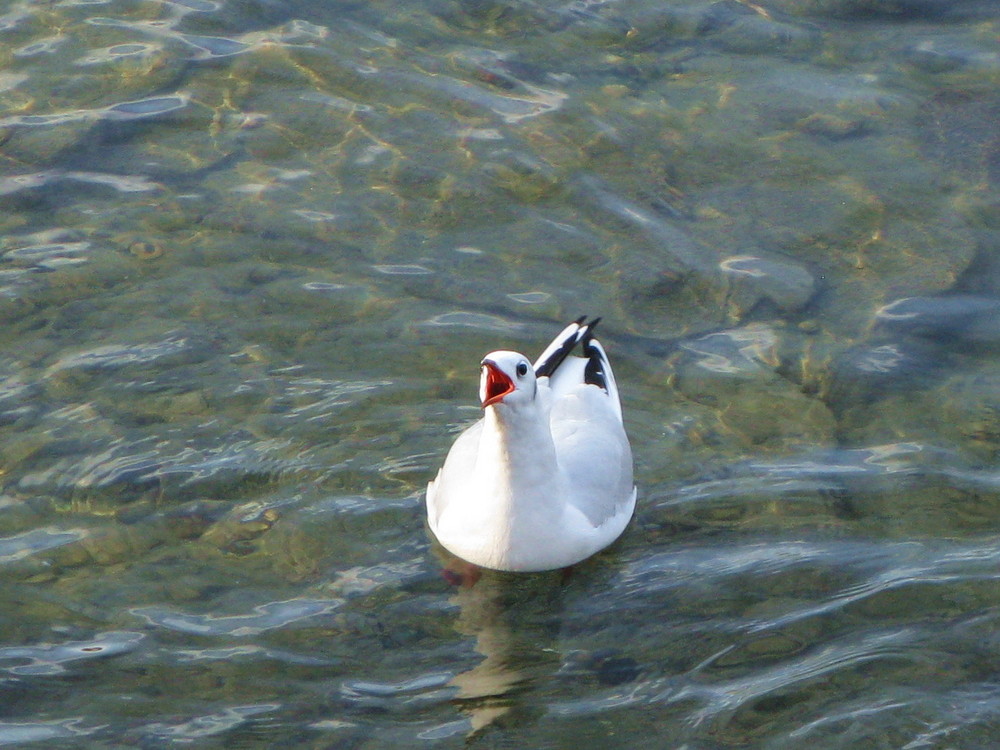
480, 360, 515, 408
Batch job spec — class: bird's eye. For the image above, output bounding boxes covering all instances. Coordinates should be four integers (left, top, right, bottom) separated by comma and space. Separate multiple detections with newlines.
516, 362, 529, 377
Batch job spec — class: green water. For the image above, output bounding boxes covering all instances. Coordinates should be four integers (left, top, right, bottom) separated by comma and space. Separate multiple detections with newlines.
1, 0, 1000, 746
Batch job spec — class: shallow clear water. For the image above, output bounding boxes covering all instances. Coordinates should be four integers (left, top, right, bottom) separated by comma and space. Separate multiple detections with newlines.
1, 0, 1000, 746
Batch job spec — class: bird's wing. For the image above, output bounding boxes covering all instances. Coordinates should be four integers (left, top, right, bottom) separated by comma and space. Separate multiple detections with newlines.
426, 418, 484, 527
550, 384, 634, 527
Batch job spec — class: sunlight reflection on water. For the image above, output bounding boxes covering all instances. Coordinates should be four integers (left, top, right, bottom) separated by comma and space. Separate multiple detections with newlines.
0, 0, 999, 746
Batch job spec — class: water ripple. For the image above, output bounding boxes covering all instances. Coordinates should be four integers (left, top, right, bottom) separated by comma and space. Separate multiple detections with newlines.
176, 33, 249, 57
164, 0, 221, 11
672, 627, 918, 727
507, 291, 553, 305
618, 535, 1000, 633
388, 70, 567, 124
45, 332, 210, 374
13, 34, 67, 57
0, 527, 88, 564
679, 326, 779, 375
84, 15, 327, 61
788, 682, 1000, 747
173, 644, 333, 666
140, 704, 279, 742
277, 377, 392, 422
300, 91, 374, 114
421, 312, 525, 333
0, 631, 144, 676
342, 672, 454, 699
549, 626, 918, 728
14, 435, 320, 495
372, 264, 433, 276
788, 695, 912, 740
75, 42, 162, 65
3, 240, 91, 265
651, 443, 951, 511
0, 94, 189, 128
0, 718, 101, 745
153, 439, 307, 486
131, 598, 343, 636
0, 170, 160, 196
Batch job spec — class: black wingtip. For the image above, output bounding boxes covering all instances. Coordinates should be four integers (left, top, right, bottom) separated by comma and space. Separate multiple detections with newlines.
581, 319, 609, 392
533, 315, 613, 395
534, 317, 589, 379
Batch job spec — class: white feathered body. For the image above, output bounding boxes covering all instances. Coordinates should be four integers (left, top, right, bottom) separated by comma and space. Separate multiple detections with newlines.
426, 326, 636, 572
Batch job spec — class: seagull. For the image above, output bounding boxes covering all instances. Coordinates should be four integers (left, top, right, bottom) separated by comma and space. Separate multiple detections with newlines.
426, 317, 636, 572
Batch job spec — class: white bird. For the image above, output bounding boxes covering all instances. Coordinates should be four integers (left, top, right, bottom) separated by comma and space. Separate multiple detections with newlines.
426, 317, 636, 572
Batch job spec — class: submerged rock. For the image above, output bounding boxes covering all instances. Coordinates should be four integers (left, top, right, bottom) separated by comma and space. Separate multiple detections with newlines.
719, 254, 816, 318
839, 360, 1000, 465
670, 324, 837, 450
875, 294, 1000, 346
762, 0, 996, 21
826, 338, 947, 408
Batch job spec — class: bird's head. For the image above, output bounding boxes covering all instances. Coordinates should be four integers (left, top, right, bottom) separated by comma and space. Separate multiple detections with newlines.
479, 350, 536, 409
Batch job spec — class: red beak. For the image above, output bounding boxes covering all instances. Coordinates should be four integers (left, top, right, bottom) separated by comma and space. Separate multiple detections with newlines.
481, 360, 515, 408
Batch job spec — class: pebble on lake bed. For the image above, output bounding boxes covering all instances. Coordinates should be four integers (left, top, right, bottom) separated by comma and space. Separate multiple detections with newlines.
126, 240, 164, 260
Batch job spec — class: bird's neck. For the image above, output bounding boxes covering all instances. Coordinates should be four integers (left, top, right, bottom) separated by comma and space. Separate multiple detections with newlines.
478, 405, 559, 501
